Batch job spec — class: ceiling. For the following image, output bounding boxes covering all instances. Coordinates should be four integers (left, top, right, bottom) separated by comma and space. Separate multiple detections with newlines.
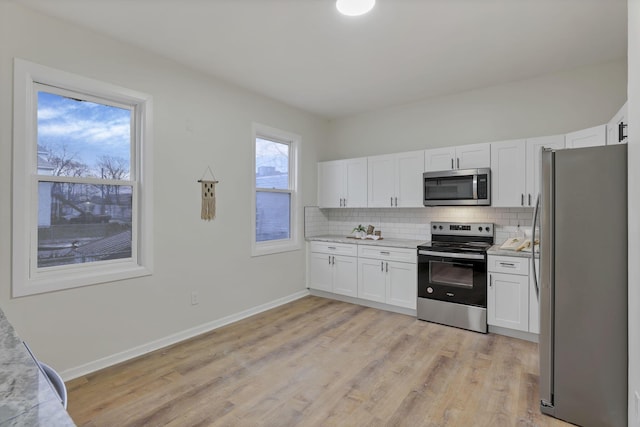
14, 0, 627, 119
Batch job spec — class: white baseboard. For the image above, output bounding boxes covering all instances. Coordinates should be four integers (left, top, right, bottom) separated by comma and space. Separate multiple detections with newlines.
488, 325, 539, 343
60, 289, 310, 381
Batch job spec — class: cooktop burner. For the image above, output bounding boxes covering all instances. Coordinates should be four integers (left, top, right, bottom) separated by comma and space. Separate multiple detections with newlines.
418, 222, 495, 253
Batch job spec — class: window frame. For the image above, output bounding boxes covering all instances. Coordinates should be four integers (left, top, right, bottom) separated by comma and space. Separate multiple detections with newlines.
12, 58, 154, 297
251, 123, 300, 257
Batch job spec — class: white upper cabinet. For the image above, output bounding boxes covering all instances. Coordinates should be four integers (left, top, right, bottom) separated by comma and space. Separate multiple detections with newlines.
424, 143, 490, 172
525, 135, 565, 206
606, 102, 628, 145
491, 136, 565, 208
424, 147, 456, 171
368, 150, 424, 207
318, 157, 367, 208
565, 124, 606, 149
457, 143, 492, 169
490, 140, 526, 207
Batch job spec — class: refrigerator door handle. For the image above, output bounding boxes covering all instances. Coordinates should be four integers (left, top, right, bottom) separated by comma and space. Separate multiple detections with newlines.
539, 148, 555, 409
532, 194, 540, 299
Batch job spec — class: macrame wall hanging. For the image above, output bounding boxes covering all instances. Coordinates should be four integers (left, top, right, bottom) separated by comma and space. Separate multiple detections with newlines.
198, 166, 219, 221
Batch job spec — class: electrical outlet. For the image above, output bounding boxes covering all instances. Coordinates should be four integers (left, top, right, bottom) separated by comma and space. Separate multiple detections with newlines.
190, 291, 199, 306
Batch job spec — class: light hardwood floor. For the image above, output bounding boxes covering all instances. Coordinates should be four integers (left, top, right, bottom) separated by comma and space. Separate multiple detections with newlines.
67, 296, 572, 426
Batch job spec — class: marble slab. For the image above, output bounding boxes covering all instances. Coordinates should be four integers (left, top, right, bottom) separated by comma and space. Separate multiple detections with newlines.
487, 245, 539, 259
0, 308, 76, 426
307, 235, 427, 249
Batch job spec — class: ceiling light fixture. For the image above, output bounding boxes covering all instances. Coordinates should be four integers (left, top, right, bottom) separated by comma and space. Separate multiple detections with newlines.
336, 0, 375, 16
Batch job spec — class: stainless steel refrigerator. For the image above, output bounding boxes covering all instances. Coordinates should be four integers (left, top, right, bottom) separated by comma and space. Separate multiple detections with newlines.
533, 144, 628, 426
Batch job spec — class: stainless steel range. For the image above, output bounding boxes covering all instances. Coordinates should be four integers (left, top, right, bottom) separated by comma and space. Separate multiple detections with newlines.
417, 222, 494, 333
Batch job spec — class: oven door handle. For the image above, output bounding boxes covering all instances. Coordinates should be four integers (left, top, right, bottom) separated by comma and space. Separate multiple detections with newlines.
418, 250, 485, 260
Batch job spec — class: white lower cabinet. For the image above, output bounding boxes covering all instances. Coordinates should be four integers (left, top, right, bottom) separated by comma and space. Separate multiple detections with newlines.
308, 242, 358, 297
487, 255, 539, 334
357, 246, 417, 310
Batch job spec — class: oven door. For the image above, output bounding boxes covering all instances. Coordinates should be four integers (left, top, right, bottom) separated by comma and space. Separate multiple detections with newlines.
418, 250, 487, 307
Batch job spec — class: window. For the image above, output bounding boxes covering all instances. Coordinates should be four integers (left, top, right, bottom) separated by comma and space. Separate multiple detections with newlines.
251, 123, 300, 256
13, 59, 153, 297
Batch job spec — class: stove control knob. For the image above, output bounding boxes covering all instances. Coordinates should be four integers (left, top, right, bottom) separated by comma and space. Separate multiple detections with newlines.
478, 226, 483, 232
427, 287, 433, 294
485, 227, 491, 232
432, 225, 437, 230
438, 225, 443, 230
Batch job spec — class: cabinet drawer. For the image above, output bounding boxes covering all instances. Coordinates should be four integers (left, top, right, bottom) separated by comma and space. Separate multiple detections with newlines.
309, 241, 357, 257
487, 255, 529, 275
358, 245, 416, 263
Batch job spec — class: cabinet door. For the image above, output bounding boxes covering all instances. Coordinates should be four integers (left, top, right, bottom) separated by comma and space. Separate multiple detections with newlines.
367, 154, 396, 207
317, 161, 343, 208
395, 151, 424, 207
529, 259, 540, 334
456, 143, 491, 169
525, 135, 565, 207
424, 147, 455, 172
333, 255, 358, 297
344, 158, 368, 208
308, 252, 333, 292
487, 272, 529, 331
565, 124, 606, 149
606, 103, 628, 145
386, 261, 417, 309
358, 258, 386, 303
490, 140, 526, 207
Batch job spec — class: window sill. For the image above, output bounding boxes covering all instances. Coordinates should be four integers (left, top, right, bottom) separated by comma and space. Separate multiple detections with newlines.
251, 240, 301, 257
12, 262, 152, 298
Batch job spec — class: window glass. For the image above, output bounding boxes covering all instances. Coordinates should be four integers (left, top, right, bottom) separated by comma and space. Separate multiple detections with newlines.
38, 182, 133, 268
255, 138, 289, 190
255, 191, 291, 242
35, 88, 134, 270
37, 91, 131, 176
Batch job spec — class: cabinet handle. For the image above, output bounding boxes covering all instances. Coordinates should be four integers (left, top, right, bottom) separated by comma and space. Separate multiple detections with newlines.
381, 261, 384, 271
619, 121, 627, 142
394, 197, 398, 206
343, 198, 347, 207
328, 246, 336, 250
499, 262, 515, 267
457, 158, 460, 169
451, 158, 454, 170
332, 256, 335, 265
390, 197, 393, 207
489, 274, 492, 287
521, 194, 524, 206
528, 194, 531, 206
379, 251, 391, 255
386, 262, 388, 272
328, 256, 331, 265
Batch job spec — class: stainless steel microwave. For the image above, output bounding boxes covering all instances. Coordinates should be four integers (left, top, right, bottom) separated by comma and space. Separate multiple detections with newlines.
423, 168, 491, 206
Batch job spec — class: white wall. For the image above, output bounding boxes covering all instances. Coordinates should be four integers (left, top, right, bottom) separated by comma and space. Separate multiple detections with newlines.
628, 1, 639, 424
325, 60, 627, 160
0, 3, 327, 376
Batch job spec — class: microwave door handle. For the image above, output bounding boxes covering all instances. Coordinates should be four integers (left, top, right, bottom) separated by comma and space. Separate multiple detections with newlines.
472, 175, 478, 200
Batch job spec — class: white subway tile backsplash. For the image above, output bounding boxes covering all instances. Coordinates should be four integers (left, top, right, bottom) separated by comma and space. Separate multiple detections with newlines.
304, 205, 534, 243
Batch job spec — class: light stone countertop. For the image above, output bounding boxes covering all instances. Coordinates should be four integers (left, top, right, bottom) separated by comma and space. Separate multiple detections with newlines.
487, 244, 539, 259
0, 307, 76, 426
307, 235, 428, 250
